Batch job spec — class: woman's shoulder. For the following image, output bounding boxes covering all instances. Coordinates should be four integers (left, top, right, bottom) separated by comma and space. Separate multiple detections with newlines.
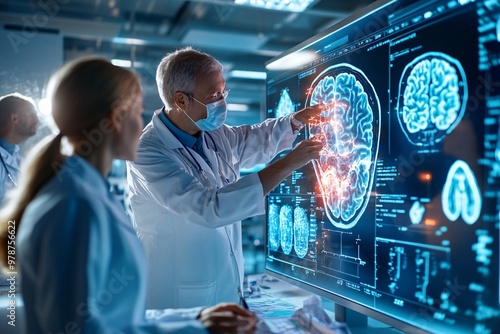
44, 156, 108, 198
25, 156, 110, 222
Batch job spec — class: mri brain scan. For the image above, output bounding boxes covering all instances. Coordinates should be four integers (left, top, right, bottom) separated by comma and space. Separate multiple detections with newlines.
268, 203, 280, 251
275, 88, 295, 118
280, 204, 294, 254
268, 203, 310, 256
441, 160, 482, 225
293, 207, 309, 258
306, 64, 381, 229
409, 201, 426, 225
397, 52, 467, 146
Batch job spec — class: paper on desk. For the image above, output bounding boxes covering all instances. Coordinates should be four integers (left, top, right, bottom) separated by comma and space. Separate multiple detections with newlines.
291, 295, 351, 334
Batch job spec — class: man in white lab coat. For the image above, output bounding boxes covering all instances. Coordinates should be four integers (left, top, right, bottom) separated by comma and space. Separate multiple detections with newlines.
0, 93, 39, 206
127, 46, 323, 309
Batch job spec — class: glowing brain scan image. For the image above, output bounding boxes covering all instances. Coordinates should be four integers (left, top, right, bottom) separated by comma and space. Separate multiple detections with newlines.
275, 88, 295, 118
293, 207, 309, 258
397, 52, 467, 146
409, 201, 426, 225
306, 64, 381, 229
441, 160, 481, 225
280, 204, 293, 254
268, 203, 280, 251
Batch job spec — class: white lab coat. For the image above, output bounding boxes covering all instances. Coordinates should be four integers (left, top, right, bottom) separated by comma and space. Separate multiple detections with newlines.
127, 110, 297, 309
0, 145, 20, 205
18, 155, 208, 333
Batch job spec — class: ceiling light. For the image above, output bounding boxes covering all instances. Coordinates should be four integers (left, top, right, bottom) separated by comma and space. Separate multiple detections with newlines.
111, 59, 132, 67
227, 103, 249, 112
266, 50, 318, 71
229, 70, 267, 80
112, 37, 147, 46
37, 98, 51, 117
111, 59, 146, 68
234, 0, 315, 12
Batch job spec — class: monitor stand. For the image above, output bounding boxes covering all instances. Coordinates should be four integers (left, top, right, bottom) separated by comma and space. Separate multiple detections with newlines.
335, 304, 368, 328
334, 304, 403, 333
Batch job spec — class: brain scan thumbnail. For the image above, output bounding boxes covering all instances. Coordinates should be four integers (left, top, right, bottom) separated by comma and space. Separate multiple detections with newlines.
293, 207, 309, 258
280, 204, 293, 254
268, 203, 310, 257
441, 160, 481, 225
275, 88, 295, 118
306, 64, 381, 229
397, 52, 467, 146
268, 203, 280, 251
409, 201, 426, 225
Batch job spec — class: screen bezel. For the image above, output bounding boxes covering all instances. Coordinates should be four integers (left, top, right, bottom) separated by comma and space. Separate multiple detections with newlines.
265, 0, 397, 69
265, 268, 431, 333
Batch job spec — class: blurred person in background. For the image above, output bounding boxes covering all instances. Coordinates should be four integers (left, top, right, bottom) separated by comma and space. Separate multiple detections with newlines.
0, 93, 39, 206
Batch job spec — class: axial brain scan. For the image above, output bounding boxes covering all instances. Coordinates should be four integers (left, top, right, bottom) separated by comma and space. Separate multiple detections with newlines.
441, 160, 482, 225
306, 64, 381, 229
268, 203, 280, 251
293, 207, 309, 258
397, 52, 467, 146
280, 204, 293, 254
268, 203, 310, 257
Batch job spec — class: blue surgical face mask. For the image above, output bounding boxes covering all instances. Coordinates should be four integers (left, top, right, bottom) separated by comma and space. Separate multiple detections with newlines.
190, 96, 227, 131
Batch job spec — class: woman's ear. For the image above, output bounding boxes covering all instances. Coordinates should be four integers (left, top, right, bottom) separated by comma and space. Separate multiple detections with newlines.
109, 107, 127, 133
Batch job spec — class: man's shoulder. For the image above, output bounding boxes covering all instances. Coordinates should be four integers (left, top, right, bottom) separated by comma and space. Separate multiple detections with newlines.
140, 118, 157, 140
137, 119, 164, 148
132, 127, 178, 168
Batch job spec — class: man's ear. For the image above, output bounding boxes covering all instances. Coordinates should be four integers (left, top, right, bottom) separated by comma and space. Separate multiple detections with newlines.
173, 92, 189, 110
10, 112, 18, 126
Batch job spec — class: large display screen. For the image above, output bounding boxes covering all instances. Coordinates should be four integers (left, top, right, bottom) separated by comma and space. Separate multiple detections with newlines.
264, 0, 500, 332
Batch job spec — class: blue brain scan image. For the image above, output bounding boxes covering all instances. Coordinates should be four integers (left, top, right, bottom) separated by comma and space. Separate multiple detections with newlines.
280, 204, 293, 254
397, 52, 467, 146
275, 88, 295, 118
293, 207, 309, 258
305, 64, 381, 229
441, 160, 482, 225
409, 201, 426, 225
268, 203, 280, 251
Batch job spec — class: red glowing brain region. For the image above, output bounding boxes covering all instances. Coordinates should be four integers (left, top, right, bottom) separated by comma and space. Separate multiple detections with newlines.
398, 52, 467, 146
306, 64, 381, 229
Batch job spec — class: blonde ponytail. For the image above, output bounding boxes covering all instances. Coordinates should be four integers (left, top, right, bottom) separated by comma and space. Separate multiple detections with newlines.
0, 133, 64, 272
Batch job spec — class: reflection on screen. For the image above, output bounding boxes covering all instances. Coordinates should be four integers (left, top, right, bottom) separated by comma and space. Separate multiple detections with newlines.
264, 0, 500, 333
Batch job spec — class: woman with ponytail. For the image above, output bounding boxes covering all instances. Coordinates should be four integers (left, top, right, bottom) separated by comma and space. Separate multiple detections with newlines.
0, 58, 256, 334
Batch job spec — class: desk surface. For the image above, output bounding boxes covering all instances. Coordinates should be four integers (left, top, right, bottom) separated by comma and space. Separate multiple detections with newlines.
1, 274, 404, 334
245, 274, 404, 334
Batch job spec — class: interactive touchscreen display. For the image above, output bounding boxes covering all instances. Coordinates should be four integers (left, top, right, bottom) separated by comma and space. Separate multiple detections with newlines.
264, 1, 500, 332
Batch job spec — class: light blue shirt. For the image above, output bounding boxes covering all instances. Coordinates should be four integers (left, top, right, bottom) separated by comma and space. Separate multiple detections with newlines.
17, 155, 207, 333
158, 107, 210, 166
0, 140, 20, 206
158, 107, 197, 149
0, 138, 15, 155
